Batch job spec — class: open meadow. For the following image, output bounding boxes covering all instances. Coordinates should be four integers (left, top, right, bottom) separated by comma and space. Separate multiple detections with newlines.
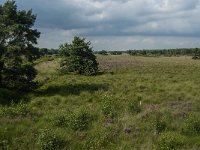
1, 55, 200, 149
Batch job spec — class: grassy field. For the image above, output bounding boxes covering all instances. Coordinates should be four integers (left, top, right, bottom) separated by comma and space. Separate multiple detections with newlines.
1, 55, 200, 149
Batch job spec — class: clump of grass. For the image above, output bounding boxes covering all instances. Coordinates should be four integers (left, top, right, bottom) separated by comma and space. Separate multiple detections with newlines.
52, 113, 68, 128
83, 126, 119, 149
183, 113, 200, 135
155, 131, 186, 150
0, 102, 32, 118
69, 109, 93, 131
101, 96, 117, 118
128, 99, 142, 115
37, 129, 66, 150
154, 118, 167, 134
0, 129, 11, 150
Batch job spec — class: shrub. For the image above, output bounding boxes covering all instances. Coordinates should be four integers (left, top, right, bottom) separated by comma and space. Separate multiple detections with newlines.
37, 129, 66, 150
183, 113, 200, 135
155, 132, 185, 150
128, 100, 142, 115
59, 37, 98, 75
101, 96, 116, 118
69, 109, 92, 131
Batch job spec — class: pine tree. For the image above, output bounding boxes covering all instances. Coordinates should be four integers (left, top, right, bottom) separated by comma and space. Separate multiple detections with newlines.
0, 0, 40, 91
60, 37, 98, 75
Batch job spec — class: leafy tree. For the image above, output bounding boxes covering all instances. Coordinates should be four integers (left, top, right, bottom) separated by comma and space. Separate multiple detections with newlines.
60, 37, 98, 75
0, 0, 40, 91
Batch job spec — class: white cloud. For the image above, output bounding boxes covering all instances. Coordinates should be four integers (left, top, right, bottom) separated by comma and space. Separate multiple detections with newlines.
1, 0, 200, 49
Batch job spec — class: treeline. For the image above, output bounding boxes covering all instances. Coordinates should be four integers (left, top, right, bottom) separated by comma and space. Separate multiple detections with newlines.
96, 48, 200, 58
38, 48, 59, 56
127, 48, 200, 57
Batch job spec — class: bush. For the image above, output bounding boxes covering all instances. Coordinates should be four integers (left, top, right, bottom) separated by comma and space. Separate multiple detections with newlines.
183, 113, 200, 135
128, 100, 142, 115
69, 109, 92, 131
59, 37, 98, 75
37, 129, 66, 150
155, 132, 185, 150
101, 96, 116, 118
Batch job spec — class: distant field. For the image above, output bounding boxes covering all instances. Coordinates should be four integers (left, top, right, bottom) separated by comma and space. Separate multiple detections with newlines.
1, 55, 200, 149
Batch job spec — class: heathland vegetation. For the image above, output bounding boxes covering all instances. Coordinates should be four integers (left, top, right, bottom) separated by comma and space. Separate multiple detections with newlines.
1, 1, 200, 150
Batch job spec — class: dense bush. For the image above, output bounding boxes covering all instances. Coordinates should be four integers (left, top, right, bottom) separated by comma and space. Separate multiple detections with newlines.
155, 132, 185, 150
59, 37, 98, 75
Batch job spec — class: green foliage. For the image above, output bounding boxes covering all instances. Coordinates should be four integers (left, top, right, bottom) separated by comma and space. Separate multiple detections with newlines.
183, 113, 200, 135
101, 96, 116, 118
128, 99, 142, 115
155, 132, 185, 150
59, 36, 98, 75
0, 0, 40, 91
37, 129, 66, 150
69, 109, 93, 131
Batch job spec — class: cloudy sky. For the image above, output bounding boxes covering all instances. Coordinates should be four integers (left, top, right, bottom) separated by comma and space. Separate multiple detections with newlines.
1, 0, 200, 50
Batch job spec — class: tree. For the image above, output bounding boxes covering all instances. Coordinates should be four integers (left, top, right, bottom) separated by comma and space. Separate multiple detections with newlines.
0, 0, 40, 91
60, 37, 98, 75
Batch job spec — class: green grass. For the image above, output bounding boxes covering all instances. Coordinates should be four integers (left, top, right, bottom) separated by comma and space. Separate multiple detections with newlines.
1, 55, 200, 149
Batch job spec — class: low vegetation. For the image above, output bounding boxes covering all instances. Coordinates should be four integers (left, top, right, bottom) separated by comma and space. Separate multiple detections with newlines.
1, 55, 200, 149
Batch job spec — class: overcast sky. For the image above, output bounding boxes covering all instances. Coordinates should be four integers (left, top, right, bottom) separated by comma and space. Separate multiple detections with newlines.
1, 0, 200, 50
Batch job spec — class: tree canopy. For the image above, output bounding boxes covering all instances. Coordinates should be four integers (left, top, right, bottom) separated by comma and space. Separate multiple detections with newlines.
60, 37, 98, 75
0, 0, 40, 91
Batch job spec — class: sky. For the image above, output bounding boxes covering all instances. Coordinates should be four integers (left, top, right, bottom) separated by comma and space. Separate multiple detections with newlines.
1, 0, 200, 50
